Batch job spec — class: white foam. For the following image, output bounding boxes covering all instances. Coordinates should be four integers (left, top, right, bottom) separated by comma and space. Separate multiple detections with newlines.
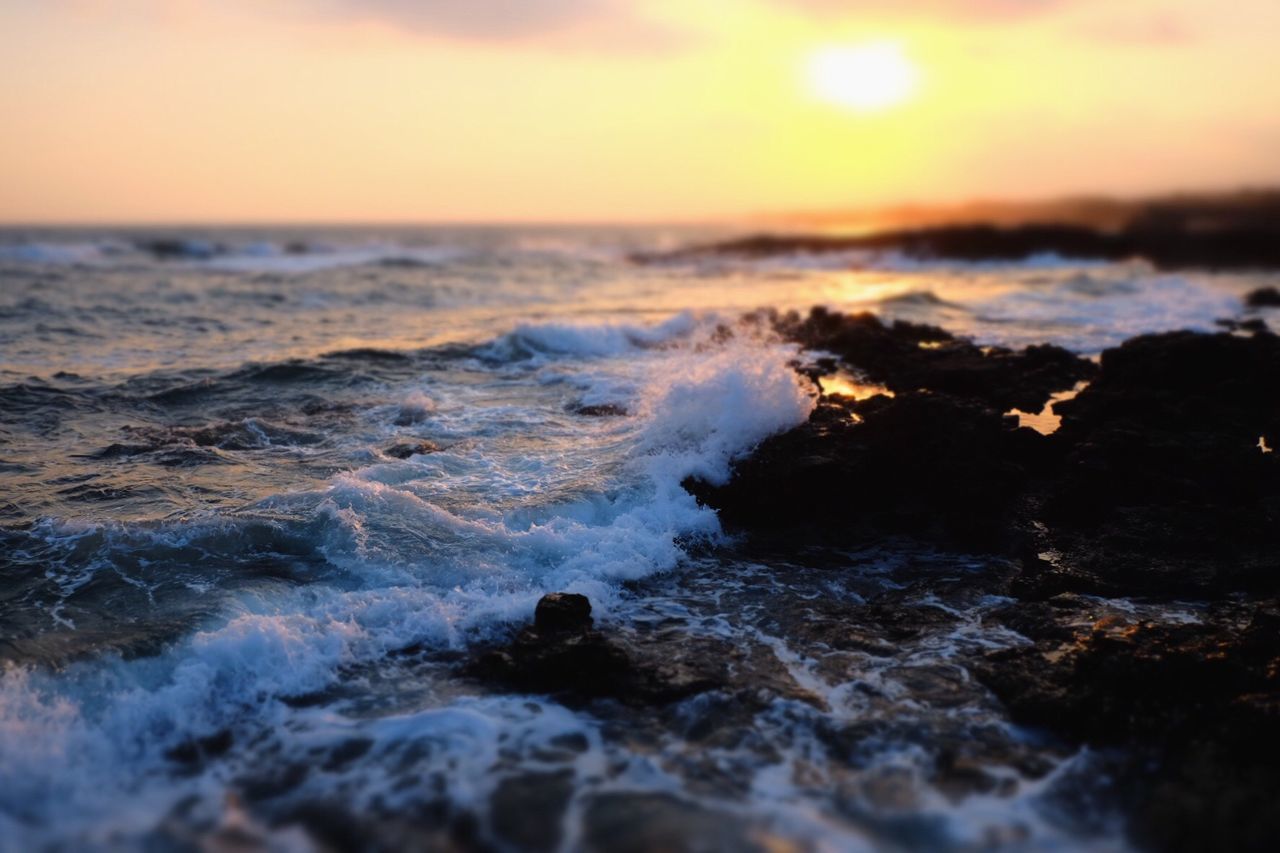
0, 313, 816, 845
496, 311, 698, 359
969, 274, 1241, 351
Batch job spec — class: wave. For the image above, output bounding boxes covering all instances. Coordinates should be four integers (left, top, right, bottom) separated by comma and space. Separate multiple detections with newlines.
0, 237, 470, 274
489, 311, 699, 360
971, 274, 1242, 351
0, 313, 815, 846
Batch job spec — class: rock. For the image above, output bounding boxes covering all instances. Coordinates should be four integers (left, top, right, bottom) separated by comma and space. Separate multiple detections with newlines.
1245, 286, 1280, 308
468, 594, 788, 707
581, 792, 767, 853
490, 770, 575, 852
570, 403, 628, 417
534, 592, 593, 634
383, 440, 439, 460
683, 309, 1280, 850
470, 627, 631, 700
1037, 328, 1280, 598
774, 307, 1096, 412
975, 600, 1280, 852
685, 391, 1035, 549
636, 218, 1280, 271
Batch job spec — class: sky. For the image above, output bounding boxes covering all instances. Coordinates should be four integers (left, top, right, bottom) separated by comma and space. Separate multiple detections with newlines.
1, 0, 1278, 223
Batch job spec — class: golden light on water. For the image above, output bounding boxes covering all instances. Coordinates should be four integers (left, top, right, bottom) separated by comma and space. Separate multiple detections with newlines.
805, 42, 919, 114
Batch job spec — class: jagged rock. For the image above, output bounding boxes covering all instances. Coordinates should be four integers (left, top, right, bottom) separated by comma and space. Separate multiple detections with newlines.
685, 391, 1036, 549
1038, 329, 1280, 598
774, 307, 1096, 413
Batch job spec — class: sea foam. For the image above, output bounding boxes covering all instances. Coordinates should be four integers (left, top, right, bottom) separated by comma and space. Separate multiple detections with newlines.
0, 313, 814, 846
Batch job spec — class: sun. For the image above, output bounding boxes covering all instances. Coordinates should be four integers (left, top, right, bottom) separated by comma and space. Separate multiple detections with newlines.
806, 42, 920, 113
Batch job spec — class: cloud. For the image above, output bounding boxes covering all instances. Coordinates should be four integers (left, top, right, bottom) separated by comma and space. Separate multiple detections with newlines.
1076, 12, 1193, 46
322, 0, 618, 40
775, 0, 1070, 22
304, 0, 693, 52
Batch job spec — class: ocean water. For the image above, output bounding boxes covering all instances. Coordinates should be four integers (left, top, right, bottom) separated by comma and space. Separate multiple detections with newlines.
0, 227, 1274, 852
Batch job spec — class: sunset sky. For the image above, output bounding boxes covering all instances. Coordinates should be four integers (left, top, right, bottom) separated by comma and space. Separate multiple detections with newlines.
2, 0, 1278, 223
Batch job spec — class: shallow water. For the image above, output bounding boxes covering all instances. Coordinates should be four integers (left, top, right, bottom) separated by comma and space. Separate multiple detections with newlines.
0, 226, 1275, 851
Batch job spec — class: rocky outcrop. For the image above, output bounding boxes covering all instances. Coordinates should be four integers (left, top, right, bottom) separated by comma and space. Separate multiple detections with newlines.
636, 222, 1280, 271
684, 308, 1280, 851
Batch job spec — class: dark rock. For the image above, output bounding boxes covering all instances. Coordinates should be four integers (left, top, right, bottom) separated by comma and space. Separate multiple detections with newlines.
135, 238, 224, 261
570, 403, 628, 417
489, 770, 574, 852
467, 595, 791, 707
638, 220, 1280, 271
685, 391, 1035, 549
774, 307, 1096, 412
468, 621, 730, 707
683, 307, 1280, 850
1216, 317, 1270, 334
1037, 329, 1280, 598
470, 629, 629, 699
534, 592, 593, 634
976, 600, 1280, 852
1244, 286, 1280, 308
581, 792, 767, 853
383, 440, 439, 460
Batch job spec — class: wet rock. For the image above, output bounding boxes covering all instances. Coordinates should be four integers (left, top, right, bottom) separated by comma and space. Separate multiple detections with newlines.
774, 307, 1097, 412
1244, 286, 1280, 308
383, 440, 439, 460
581, 792, 768, 853
468, 595, 764, 706
976, 601, 1280, 851
534, 592, 593, 633
570, 402, 628, 417
470, 627, 631, 700
489, 770, 574, 852
691, 310, 1280, 849
1037, 329, 1280, 598
685, 391, 1034, 549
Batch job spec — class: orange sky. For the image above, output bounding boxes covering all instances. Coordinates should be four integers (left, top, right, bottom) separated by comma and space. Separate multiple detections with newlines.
2, 0, 1278, 223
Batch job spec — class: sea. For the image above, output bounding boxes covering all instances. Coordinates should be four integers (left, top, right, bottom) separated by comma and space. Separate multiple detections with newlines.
0, 226, 1273, 852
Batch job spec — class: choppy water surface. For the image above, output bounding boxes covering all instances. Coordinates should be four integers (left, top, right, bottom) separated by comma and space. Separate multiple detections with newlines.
0, 227, 1274, 851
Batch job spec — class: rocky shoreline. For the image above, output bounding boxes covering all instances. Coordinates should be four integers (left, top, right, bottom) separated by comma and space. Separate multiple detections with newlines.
469, 307, 1280, 851
635, 224, 1280, 271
